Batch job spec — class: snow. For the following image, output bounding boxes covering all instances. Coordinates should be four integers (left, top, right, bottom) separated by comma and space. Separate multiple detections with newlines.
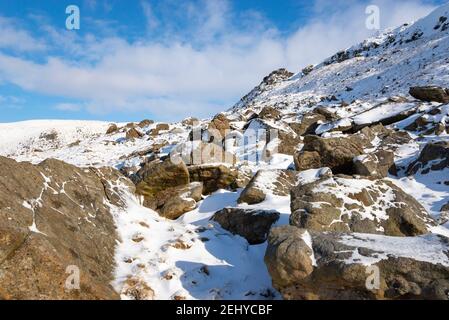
339, 233, 449, 267
312, 177, 398, 223
353, 102, 416, 125
110, 184, 280, 300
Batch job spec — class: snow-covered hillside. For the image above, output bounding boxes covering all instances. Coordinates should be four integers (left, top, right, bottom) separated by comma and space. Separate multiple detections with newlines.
1, 3, 449, 300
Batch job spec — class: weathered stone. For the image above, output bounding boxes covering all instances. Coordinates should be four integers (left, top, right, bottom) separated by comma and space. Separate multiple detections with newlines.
265, 226, 449, 300
212, 208, 280, 244
265, 226, 315, 288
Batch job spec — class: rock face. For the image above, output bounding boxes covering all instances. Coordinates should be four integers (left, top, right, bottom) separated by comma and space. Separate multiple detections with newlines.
135, 158, 202, 219
212, 208, 280, 244
407, 141, 449, 175
188, 164, 238, 194
265, 226, 449, 300
290, 175, 436, 236
0, 157, 132, 299
238, 170, 299, 205
409, 86, 449, 103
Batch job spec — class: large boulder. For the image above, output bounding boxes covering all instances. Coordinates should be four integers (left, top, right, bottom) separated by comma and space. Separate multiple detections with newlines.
353, 150, 396, 178
135, 158, 202, 218
126, 128, 144, 139
138, 119, 154, 128
238, 169, 299, 205
409, 86, 449, 103
257, 106, 282, 121
208, 113, 231, 141
289, 112, 326, 136
290, 175, 436, 236
407, 141, 449, 175
265, 226, 449, 300
0, 157, 132, 299
158, 182, 203, 220
106, 123, 119, 135
149, 123, 170, 136
188, 164, 238, 194
294, 132, 370, 174
170, 141, 236, 166
212, 208, 280, 244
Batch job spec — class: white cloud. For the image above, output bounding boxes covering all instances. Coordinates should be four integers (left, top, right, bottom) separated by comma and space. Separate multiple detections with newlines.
141, 1, 160, 31
54, 103, 83, 112
0, 0, 440, 121
0, 16, 47, 52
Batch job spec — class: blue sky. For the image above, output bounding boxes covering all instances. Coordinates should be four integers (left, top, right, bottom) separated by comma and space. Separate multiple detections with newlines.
0, 0, 445, 123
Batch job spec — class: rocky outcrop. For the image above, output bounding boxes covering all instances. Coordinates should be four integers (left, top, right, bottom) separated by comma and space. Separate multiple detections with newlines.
0, 156, 133, 299
409, 86, 449, 103
407, 141, 449, 175
290, 175, 436, 236
265, 226, 449, 300
212, 208, 280, 244
238, 170, 299, 205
